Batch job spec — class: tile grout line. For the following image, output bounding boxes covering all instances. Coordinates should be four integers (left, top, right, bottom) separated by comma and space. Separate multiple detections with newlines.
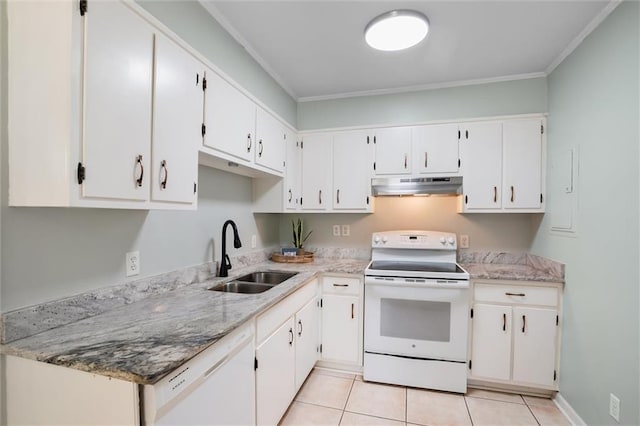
523, 397, 542, 426
338, 375, 357, 425
464, 395, 475, 426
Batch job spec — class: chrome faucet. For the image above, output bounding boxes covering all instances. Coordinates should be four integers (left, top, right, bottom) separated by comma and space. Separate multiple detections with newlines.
219, 220, 242, 277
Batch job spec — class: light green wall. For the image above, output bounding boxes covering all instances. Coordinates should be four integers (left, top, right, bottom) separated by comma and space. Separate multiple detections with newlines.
530, 2, 639, 424
0, 1, 285, 312
297, 77, 547, 130
137, 0, 297, 127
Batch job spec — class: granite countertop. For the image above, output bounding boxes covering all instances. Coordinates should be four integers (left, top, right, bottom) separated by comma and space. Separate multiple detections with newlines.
460, 251, 565, 283
1, 257, 368, 385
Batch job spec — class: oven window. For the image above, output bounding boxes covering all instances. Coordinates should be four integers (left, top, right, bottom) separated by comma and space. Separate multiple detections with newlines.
380, 298, 451, 342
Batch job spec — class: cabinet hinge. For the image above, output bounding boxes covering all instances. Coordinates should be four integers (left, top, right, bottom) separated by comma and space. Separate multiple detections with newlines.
296, 141, 299, 148
556, 315, 559, 326
201, 123, 206, 137
194, 182, 197, 194
319, 344, 323, 354
320, 298, 323, 308
301, 141, 304, 149
79, 0, 87, 16
466, 130, 469, 139
470, 308, 474, 319
367, 136, 370, 144
202, 77, 207, 91
300, 197, 303, 206
254, 357, 258, 370
373, 136, 376, 144
468, 360, 472, 370
553, 370, 557, 381
541, 124, 544, 134
77, 162, 86, 184
458, 130, 461, 140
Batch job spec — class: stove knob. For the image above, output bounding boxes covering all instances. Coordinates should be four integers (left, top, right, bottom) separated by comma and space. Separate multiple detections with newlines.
374, 236, 380, 244
382, 236, 388, 244
439, 237, 446, 245
447, 237, 455, 245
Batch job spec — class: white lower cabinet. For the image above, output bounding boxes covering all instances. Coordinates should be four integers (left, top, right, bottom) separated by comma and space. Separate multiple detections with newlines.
319, 275, 363, 367
255, 279, 319, 425
469, 281, 562, 392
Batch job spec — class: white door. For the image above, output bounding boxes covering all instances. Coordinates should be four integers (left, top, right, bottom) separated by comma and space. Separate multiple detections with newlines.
151, 34, 201, 205
503, 119, 543, 209
412, 124, 460, 174
295, 298, 319, 390
374, 127, 412, 175
322, 294, 360, 364
301, 133, 332, 210
333, 130, 373, 210
512, 307, 558, 387
284, 130, 301, 210
203, 70, 255, 162
364, 280, 468, 361
256, 318, 296, 426
255, 107, 285, 173
82, 1, 153, 201
154, 339, 255, 426
459, 122, 503, 209
470, 304, 512, 381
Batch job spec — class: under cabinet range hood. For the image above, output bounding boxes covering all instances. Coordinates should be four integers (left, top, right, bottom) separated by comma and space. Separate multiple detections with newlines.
371, 176, 463, 196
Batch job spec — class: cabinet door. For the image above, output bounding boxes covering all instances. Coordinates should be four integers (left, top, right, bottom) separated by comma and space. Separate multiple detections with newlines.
333, 130, 373, 210
284, 130, 301, 210
255, 107, 285, 173
203, 71, 255, 162
82, 1, 153, 201
301, 133, 332, 210
321, 294, 360, 364
374, 127, 412, 175
459, 122, 503, 209
256, 318, 296, 426
503, 119, 543, 209
412, 124, 460, 174
151, 34, 201, 205
512, 307, 558, 387
295, 298, 319, 390
470, 304, 512, 381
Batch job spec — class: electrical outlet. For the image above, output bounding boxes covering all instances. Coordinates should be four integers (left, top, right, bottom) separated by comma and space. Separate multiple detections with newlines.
609, 393, 620, 422
342, 225, 351, 237
251, 235, 257, 249
332, 225, 341, 237
126, 251, 140, 277
460, 234, 470, 248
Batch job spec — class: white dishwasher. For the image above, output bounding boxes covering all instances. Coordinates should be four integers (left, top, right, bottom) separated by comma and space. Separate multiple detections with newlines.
143, 322, 255, 425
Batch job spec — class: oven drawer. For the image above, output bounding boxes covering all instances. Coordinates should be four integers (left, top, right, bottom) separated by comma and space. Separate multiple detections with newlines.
474, 283, 558, 307
322, 276, 361, 295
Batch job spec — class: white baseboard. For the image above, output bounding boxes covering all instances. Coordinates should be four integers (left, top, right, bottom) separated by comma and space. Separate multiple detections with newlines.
553, 393, 586, 426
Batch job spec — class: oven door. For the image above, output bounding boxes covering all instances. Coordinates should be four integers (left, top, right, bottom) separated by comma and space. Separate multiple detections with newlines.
364, 276, 469, 361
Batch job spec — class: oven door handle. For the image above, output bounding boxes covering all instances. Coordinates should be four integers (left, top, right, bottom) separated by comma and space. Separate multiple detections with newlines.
365, 278, 469, 290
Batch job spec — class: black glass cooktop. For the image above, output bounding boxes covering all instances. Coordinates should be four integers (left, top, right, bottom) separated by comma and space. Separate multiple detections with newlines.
368, 261, 465, 274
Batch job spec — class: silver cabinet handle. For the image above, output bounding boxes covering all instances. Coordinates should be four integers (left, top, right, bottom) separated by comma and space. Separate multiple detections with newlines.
404, 154, 408, 169
505, 292, 526, 297
502, 313, 506, 331
297, 319, 303, 337
319, 189, 322, 205
258, 140, 263, 157
333, 283, 349, 287
493, 186, 497, 203
288, 328, 294, 345
510, 185, 515, 202
247, 133, 252, 152
424, 152, 428, 168
351, 303, 355, 319
522, 315, 526, 333
160, 160, 168, 189
135, 155, 144, 187
336, 189, 340, 204
288, 189, 293, 203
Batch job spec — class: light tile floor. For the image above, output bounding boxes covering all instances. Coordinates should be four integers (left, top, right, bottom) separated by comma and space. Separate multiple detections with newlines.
279, 369, 571, 426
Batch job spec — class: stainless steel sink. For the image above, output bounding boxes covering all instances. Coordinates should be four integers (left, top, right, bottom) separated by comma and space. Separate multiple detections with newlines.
234, 271, 298, 285
208, 271, 298, 294
210, 282, 276, 294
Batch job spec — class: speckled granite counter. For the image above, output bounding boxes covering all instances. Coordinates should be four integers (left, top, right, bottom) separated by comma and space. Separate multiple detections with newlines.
460, 251, 564, 283
1, 253, 368, 385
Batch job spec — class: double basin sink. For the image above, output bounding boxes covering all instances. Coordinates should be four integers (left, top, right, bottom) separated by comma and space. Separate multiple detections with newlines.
209, 271, 298, 294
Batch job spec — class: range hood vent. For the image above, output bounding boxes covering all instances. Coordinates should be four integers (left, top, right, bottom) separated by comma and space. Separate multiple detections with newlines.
371, 176, 463, 196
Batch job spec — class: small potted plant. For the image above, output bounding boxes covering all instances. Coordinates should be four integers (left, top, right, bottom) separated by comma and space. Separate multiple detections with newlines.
292, 218, 312, 254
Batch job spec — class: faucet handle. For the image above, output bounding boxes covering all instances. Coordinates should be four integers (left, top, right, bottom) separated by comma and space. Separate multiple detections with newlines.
225, 254, 232, 270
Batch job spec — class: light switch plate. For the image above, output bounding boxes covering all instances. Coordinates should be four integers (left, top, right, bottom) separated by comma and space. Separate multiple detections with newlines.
332, 225, 341, 236
251, 235, 257, 249
341, 225, 350, 237
460, 235, 469, 248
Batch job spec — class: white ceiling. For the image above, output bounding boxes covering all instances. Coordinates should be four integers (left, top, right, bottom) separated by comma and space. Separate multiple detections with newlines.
201, 1, 614, 101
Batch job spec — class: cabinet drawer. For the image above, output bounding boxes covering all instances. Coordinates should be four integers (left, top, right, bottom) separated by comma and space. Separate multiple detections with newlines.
322, 276, 361, 295
256, 279, 318, 344
474, 283, 558, 307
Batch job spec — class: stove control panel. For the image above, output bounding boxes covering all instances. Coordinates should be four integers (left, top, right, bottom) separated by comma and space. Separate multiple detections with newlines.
371, 230, 457, 250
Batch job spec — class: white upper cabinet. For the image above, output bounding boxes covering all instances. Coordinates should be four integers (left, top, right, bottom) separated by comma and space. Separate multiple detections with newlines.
373, 127, 412, 175
412, 124, 460, 175
8, 0, 199, 209
333, 130, 374, 211
284, 129, 302, 210
151, 34, 202, 205
459, 122, 504, 210
255, 107, 285, 173
301, 133, 333, 210
502, 119, 544, 210
202, 71, 256, 163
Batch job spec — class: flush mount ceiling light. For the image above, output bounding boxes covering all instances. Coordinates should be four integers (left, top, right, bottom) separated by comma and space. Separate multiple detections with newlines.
365, 10, 429, 51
